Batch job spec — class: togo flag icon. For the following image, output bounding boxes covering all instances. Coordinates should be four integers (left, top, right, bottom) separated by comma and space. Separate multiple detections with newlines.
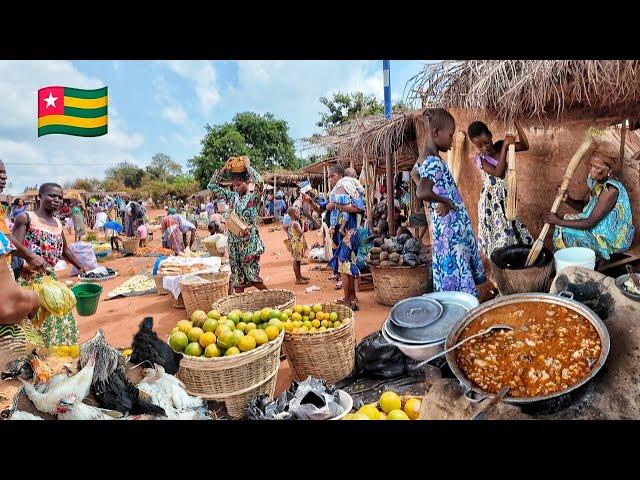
38, 86, 108, 137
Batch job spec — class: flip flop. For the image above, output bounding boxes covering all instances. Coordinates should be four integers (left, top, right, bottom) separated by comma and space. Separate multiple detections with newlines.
295, 279, 310, 285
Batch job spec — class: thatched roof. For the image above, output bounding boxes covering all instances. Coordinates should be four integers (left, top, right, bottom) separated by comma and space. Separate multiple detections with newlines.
261, 170, 324, 186
405, 60, 640, 126
303, 112, 421, 172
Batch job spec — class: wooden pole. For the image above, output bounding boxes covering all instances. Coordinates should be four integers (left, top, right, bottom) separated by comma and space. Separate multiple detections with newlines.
619, 119, 627, 165
365, 158, 373, 233
505, 144, 517, 220
386, 147, 395, 236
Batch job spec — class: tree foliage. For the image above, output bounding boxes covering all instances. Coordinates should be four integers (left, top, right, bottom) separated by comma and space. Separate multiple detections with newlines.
145, 153, 183, 182
316, 92, 410, 130
189, 112, 299, 189
104, 162, 146, 189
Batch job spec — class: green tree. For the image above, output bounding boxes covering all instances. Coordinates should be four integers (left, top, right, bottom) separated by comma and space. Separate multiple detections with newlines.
232, 112, 298, 171
104, 162, 145, 189
316, 92, 409, 129
65, 178, 103, 191
146, 153, 183, 182
189, 124, 248, 189
189, 113, 299, 189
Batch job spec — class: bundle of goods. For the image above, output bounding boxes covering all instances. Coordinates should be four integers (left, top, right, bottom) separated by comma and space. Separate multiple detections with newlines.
177, 247, 207, 258
202, 234, 228, 257
282, 303, 355, 385
343, 390, 422, 420
168, 306, 285, 418
365, 234, 431, 267
107, 275, 156, 299
179, 272, 230, 318
135, 246, 175, 257
78, 267, 117, 282
69, 241, 99, 276
247, 376, 350, 420
366, 234, 433, 306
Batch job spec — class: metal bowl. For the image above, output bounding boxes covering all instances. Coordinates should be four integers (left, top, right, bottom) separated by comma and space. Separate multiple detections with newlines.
445, 292, 610, 405
615, 274, 640, 302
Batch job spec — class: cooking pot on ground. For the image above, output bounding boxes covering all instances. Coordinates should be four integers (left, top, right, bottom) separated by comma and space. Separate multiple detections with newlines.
445, 292, 610, 412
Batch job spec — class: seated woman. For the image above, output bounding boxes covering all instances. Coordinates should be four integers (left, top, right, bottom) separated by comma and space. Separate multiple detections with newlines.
545, 139, 635, 260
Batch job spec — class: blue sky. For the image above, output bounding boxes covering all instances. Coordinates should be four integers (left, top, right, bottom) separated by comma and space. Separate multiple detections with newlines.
0, 60, 429, 194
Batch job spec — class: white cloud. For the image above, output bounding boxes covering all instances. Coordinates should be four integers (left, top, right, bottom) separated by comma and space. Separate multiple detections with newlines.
158, 61, 220, 114
0, 60, 145, 193
162, 105, 187, 124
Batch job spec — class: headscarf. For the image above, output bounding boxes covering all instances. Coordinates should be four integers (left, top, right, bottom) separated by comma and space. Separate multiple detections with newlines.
590, 138, 618, 170
167, 207, 176, 215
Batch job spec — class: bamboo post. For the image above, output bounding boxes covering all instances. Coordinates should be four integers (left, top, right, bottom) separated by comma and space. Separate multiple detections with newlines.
386, 147, 395, 236
619, 119, 627, 165
505, 144, 517, 220
525, 136, 594, 267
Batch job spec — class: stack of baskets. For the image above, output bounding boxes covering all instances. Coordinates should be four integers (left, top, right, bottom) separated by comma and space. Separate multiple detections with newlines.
180, 271, 230, 318
283, 303, 356, 385
122, 237, 139, 254
177, 329, 284, 419
210, 289, 296, 315
370, 263, 433, 306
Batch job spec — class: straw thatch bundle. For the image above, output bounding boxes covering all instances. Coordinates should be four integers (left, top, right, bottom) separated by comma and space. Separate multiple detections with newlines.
261, 170, 323, 186
405, 60, 640, 126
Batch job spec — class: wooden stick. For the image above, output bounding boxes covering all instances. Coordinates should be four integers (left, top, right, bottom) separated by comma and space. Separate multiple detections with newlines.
505, 144, 517, 220
525, 136, 594, 267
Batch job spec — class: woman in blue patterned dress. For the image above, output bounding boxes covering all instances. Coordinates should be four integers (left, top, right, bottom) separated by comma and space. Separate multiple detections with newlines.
545, 139, 634, 260
416, 108, 486, 298
303, 164, 365, 309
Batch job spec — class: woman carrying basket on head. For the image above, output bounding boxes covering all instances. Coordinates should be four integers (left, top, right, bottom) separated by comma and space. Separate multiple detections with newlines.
208, 156, 268, 293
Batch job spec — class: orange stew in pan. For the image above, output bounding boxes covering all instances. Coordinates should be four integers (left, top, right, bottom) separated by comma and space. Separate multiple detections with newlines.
455, 302, 601, 397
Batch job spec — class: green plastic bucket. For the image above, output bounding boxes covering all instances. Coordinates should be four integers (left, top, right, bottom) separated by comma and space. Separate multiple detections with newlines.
71, 283, 103, 316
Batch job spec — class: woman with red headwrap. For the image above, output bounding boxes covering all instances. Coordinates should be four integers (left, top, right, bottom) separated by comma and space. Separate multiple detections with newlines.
545, 139, 634, 260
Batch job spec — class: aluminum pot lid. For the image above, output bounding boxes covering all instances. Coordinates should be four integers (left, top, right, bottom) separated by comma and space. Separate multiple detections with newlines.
389, 296, 444, 328
386, 300, 469, 344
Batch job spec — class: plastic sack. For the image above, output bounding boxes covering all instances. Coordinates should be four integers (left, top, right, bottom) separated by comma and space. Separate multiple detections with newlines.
69, 242, 99, 276
352, 331, 425, 380
246, 377, 343, 420
288, 377, 343, 420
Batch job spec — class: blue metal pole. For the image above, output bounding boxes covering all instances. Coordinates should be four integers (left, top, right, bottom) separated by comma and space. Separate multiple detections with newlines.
383, 60, 391, 119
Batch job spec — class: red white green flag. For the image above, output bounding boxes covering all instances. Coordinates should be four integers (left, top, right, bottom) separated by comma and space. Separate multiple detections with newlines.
38, 86, 108, 137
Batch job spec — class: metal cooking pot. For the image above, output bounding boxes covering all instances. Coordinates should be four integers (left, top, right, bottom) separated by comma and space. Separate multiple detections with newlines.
445, 292, 610, 408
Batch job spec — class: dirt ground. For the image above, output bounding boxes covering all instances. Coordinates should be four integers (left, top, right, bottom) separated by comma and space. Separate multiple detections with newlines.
1, 208, 493, 413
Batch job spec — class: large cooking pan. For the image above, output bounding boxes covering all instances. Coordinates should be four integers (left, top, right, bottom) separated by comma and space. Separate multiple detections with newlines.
445, 292, 610, 411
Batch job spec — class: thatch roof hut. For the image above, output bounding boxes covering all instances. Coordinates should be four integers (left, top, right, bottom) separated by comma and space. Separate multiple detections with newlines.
261, 170, 324, 187
405, 60, 640, 127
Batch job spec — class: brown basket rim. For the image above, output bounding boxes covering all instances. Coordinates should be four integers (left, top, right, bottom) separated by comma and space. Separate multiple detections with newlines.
369, 263, 430, 270
211, 289, 296, 312
179, 271, 230, 288
176, 328, 284, 368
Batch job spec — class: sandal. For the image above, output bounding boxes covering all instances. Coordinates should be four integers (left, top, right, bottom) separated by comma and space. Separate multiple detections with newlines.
334, 281, 343, 290
295, 278, 310, 285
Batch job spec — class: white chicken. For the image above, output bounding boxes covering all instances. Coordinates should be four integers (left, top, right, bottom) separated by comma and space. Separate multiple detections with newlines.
55, 392, 121, 420
137, 364, 204, 419
10, 411, 44, 420
20, 355, 96, 415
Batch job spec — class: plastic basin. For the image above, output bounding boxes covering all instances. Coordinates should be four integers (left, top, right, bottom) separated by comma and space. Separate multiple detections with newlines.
71, 283, 103, 316
330, 390, 354, 420
554, 247, 596, 273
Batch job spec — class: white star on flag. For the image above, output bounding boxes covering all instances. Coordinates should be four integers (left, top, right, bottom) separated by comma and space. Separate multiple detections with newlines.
43, 92, 58, 108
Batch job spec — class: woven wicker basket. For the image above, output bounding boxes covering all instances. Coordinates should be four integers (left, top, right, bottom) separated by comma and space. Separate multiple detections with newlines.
122, 237, 139, 254
283, 303, 356, 385
153, 274, 168, 296
370, 263, 433, 306
210, 289, 296, 315
176, 329, 284, 418
172, 293, 185, 309
180, 271, 230, 318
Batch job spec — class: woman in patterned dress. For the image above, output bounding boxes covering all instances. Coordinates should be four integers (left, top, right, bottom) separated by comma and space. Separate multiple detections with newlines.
546, 138, 634, 260
467, 120, 533, 257
416, 109, 486, 298
12, 183, 86, 347
208, 156, 267, 293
